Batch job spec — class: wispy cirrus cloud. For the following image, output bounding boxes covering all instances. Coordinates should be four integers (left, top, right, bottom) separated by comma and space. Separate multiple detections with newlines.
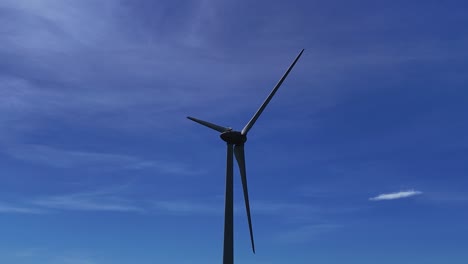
31, 190, 144, 213
7, 247, 98, 264
152, 199, 325, 224
153, 200, 222, 215
370, 190, 422, 201
1, 186, 143, 214
4, 144, 199, 175
0, 202, 44, 214
152, 200, 319, 216
2, 0, 463, 148
0, 0, 260, 143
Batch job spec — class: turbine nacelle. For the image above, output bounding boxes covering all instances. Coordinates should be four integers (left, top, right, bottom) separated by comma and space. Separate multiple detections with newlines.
220, 131, 247, 145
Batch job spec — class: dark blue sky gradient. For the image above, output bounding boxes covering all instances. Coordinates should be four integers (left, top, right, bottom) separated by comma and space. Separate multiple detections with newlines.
1, 0, 467, 263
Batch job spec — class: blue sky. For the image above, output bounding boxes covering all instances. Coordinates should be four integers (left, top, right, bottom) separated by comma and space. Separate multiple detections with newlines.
1, 0, 468, 263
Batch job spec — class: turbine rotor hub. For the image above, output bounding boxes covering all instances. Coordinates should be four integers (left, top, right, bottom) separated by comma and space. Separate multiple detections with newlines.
220, 131, 247, 145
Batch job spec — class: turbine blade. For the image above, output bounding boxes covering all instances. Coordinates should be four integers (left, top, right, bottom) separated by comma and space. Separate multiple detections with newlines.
223, 144, 234, 264
234, 144, 255, 254
241, 49, 304, 135
187, 116, 231, 133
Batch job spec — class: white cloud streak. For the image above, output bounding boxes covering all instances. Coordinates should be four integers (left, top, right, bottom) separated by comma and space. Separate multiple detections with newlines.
0, 202, 44, 214
6, 247, 98, 264
370, 190, 422, 201
1, 186, 144, 214
4, 144, 199, 175
153, 200, 222, 215
152, 199, 322, 221
31, 190, 143, 213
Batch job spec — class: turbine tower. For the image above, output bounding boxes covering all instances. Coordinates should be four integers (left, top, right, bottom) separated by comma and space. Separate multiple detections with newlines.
187, 49, 304, 264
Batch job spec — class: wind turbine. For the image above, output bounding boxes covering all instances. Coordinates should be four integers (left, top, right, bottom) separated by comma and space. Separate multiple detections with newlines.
187, 49, 304, 264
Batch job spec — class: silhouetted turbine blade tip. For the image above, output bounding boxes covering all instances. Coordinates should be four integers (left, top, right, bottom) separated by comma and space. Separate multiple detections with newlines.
234, 144, 255, 254
187, 116, 230, 133
241, 49, 304, 135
